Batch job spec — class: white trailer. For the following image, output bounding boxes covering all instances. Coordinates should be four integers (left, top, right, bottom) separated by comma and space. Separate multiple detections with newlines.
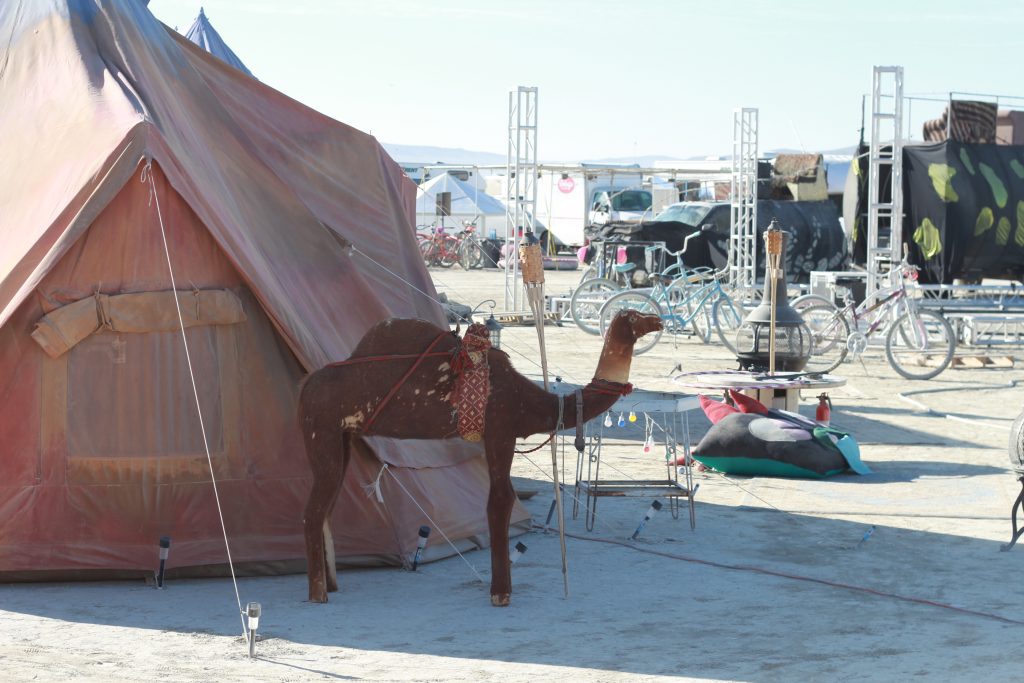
459, 161, 733, 251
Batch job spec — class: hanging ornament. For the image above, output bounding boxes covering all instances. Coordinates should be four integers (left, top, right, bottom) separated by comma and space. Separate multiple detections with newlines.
603, 413, 613, 428
628, 411, 637, 423
643, 435, 654, 454
617, 412, 625, 428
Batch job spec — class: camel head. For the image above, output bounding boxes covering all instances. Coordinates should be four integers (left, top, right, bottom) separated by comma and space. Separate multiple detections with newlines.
608, 308, 662, 345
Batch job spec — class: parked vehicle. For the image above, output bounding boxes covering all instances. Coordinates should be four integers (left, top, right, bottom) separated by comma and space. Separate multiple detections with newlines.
613, 199, 849, 282
529, 166, 679, 250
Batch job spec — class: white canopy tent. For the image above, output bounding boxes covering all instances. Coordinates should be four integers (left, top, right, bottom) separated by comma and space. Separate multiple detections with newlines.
415, 173, 509, 238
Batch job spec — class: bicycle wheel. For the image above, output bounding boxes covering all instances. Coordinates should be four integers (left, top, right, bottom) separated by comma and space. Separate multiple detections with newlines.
885, 309, 955, 380
570, 278, 622, 335
712, 295, 744, 352
458, 240, 484, 270
419, 239, 438, 267
598, 291, 664, 355
791, 294, 837, 312
800, 303, 851, 373
437, 235, 459, 268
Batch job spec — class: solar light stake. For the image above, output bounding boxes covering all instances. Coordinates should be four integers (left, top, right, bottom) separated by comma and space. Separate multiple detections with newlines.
411, 526, 431, 571
246, 602, 261, 659
155, 536, 171, 589
510, 542, 528, 565
631, 500, 663, 540
543, 483, 564, 530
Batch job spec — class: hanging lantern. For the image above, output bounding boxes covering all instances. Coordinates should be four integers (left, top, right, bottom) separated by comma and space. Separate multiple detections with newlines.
484, 313, 503, 350
733, 219, 813, 372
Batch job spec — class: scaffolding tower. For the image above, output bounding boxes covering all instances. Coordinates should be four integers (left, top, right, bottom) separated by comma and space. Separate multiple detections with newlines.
866, 65, 904, 297
729, 108, 758, 299
504, 86, 538, 311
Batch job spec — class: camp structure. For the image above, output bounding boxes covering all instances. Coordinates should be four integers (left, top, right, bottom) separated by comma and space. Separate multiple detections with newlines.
0, 0, 527, 580
415, 172, 510, 238
183, 6, 253, 77
848, 137, 1024, 284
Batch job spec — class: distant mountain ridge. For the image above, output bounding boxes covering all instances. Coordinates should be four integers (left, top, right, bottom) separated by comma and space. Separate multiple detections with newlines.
381, 143, 856, 167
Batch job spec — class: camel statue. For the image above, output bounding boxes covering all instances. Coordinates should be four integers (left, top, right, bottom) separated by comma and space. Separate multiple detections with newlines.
298, 308, 661, 606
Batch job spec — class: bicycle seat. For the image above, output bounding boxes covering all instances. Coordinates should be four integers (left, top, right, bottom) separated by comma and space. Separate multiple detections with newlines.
650, 273, 674, 286
613, 263, 637, 274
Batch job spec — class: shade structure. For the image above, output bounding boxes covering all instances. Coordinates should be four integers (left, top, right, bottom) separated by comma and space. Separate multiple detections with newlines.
0, 0, 528, 579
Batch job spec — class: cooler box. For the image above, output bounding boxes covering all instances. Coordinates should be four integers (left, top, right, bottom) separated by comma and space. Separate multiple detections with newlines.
810, 271, 868, 306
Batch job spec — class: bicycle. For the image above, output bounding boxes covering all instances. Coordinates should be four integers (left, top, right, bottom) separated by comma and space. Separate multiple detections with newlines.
569, 261, 637, 335
418, 225, 459, 267
597, 268, 741, 355
455, 222, 493, 270
799, 259, 956, 380
594, 228, 743, 355
570, 235, 713, 336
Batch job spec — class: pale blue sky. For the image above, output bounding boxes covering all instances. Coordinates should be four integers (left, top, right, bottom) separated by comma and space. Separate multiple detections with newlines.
148, 0, 1023, 161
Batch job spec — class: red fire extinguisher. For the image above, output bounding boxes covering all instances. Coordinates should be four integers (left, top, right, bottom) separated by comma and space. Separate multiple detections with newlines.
816, 393, 832, 426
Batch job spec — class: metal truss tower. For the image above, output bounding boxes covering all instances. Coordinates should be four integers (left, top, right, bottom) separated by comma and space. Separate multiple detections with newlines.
504, 86, 538, 311
867, 66, 904, 297
729, 108, 758, 299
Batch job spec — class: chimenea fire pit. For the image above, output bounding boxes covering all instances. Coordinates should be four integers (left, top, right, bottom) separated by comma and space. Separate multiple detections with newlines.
734, 220, 812, 372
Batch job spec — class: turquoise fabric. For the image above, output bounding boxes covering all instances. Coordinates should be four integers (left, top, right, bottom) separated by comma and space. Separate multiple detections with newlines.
812, 427, 872, 475
693, 456, 844, 479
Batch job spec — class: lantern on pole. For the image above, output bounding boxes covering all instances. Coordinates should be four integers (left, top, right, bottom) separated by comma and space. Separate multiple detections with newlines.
473, 299, 503, 350
519, 230, 570, 599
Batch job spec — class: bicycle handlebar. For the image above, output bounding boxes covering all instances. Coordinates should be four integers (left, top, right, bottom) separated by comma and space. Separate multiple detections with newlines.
644, 224, 714, 257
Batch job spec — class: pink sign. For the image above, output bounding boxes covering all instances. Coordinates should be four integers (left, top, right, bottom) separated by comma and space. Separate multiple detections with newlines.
557, 176, 575, 193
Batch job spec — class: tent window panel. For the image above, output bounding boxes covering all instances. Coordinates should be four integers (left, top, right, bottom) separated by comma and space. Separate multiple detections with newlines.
66, 328, 224, 457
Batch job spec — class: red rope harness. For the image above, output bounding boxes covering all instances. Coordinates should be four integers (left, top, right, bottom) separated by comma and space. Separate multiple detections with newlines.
326, 331, 454, 433
515, 434, 554, 454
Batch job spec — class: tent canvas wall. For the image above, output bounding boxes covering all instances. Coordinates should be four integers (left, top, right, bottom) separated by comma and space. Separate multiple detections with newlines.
0, 0, 528, 579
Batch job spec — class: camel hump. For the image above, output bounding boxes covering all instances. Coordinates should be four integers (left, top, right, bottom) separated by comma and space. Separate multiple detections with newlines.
349, 317, 455, 358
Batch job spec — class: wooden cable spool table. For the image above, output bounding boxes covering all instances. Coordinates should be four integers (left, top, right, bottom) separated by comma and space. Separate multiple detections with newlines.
671, 370, 846, 412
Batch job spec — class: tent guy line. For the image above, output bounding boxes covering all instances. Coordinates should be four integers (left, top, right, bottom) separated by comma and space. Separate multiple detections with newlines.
563, 530, 1024, 628
349, 245, 585, 386
381, 465, 487, 585
144, 161, 248, 638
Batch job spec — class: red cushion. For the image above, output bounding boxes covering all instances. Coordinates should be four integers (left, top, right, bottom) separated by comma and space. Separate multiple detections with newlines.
699, 394, 739, 424
729, 389, 769, 415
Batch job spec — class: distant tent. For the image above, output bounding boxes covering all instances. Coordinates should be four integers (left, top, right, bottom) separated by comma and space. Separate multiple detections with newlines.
416, 173, 510, 237
184, 7, 253, 77
0, 0, 527, 579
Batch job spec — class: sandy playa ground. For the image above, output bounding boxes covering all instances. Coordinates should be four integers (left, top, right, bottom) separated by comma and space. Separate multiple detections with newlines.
4, 267, 1024, 682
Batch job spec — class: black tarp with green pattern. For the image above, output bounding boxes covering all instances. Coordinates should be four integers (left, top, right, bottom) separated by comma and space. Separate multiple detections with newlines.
903, 142, 1024, 284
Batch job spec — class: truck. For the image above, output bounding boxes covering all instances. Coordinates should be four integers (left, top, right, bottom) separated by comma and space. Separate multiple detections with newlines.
480, 164, 680, 251
531, 164, 678, 251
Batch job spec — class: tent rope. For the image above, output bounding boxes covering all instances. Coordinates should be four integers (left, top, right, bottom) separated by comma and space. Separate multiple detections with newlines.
348, 245, 582, 387
382, 467, 487, 584
141, 161, 247, 638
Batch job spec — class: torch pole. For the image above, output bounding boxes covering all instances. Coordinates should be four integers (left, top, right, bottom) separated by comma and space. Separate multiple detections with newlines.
519, 233, 569, 599
766, 225, 783, 376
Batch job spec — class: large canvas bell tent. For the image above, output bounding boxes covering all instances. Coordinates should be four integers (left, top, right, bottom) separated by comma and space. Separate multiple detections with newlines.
0, 0, 527, 579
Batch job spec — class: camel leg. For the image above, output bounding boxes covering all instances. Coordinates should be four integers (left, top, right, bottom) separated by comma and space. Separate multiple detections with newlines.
303, 429, 350, 603
484, 432, 516, 607
323, 521, 338, 593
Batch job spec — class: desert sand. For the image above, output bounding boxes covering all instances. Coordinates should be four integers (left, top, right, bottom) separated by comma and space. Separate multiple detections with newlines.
3, 267, 1024, 682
